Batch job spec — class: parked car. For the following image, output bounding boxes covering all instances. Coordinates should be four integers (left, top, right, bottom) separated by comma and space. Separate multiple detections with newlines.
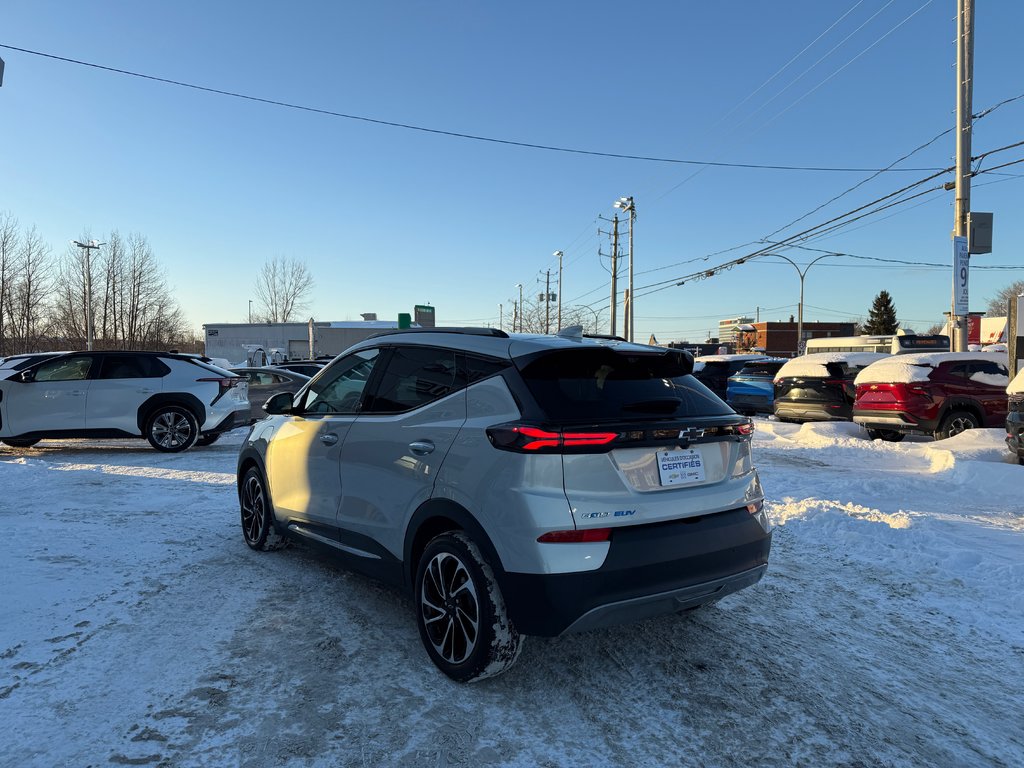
693, 354, 772, 401
230, 366, 311, 424
271, 359, 329, 378
1007, 368, 1024, 465
773, 352, 887, 423
0, 351, 248, 451
0, 352, 69, 380
237, 328, 771, 682
726, 359, 786, 416
853, 352, 1010, 441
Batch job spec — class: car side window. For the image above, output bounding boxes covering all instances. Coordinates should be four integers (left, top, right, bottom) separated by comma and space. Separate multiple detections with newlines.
301, 349, 380, 414
946, 364, 971, 380
33, 356, 93, 382
365, 347, 458, 414
99, 354, 151, 380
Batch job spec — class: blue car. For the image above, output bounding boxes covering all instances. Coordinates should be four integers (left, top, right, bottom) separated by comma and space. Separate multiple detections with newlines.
727, 359, 786, 416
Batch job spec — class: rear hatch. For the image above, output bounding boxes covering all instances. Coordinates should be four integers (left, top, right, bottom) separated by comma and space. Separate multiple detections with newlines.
509, 346, 760, 528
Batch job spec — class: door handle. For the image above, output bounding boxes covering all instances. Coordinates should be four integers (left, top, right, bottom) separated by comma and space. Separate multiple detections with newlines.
69, 391, 87, 396
319, 433, 339, 446
409, 440, 435, 455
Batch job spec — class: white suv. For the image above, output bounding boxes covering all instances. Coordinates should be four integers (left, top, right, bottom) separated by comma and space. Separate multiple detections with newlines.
238, 328, 771, 681
0, 351, 249, 451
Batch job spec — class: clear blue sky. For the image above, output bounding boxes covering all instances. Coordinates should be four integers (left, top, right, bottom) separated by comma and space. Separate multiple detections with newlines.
3, 1, 1023, 342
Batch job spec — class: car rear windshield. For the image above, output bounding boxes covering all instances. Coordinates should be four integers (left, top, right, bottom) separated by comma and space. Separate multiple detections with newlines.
737, 361, 785, 377
516, 348, 732, 421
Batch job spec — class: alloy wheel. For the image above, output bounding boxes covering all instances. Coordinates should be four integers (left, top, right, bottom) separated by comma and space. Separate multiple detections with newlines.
152, 411, 193, 449
241, 474, 266, 545
420, 551, 480, 665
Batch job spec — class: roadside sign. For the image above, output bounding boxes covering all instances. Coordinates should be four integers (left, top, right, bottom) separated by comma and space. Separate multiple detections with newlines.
953, 236, 969, 316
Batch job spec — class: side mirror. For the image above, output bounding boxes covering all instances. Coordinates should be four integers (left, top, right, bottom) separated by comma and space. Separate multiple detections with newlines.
263, 391, 295, 415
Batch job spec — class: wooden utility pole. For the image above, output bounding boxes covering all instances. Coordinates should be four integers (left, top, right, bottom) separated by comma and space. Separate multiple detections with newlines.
545, 270, 551, 334
610, 216, 619, 337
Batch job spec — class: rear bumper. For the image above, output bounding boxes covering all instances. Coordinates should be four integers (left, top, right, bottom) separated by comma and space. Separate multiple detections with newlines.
774, 401, 851, 422
853, 409, 938, 435
500, 506, 772, 637
204, 408, 250, 434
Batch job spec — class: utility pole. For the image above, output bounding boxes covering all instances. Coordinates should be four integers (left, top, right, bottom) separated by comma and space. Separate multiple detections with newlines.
515, 283, 523, 333
952, 0, 974, 352
499, 303, 503, 331
545, 270, 551, 334
610, 216, 619, 336
554, 250, 563, 331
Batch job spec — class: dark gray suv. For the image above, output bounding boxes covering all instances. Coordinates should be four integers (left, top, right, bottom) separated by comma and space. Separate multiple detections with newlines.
237, 328, 771, 681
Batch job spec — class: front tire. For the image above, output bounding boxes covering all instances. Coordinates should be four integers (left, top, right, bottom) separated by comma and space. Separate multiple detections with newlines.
240, 467, 286, 551
415, 532, 523, 683
145, 406, 199, 452
935, 410, 980, 440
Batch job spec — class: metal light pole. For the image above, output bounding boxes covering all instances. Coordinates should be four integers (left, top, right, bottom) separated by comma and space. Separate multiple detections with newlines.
515, 283, 523, 332
614, 197, 635, 342
553, 250, 563, 331
767, 253, 840, 355
248, 300, 253, 323
952, 0, 975, 353
72, 239, 103, 350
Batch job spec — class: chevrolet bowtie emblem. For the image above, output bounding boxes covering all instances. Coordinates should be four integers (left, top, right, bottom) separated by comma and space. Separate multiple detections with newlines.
678, 427, 705, 441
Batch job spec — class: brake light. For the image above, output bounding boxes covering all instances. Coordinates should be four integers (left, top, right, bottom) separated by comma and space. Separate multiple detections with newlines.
487, 424, 619, 453
538, 528, 611, 543
735, 421, 755, 436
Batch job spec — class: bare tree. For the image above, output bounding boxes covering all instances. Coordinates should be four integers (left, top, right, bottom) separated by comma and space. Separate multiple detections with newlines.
253, 256, 314, 323
51, 231, 187, 350
0, 212, 19, 356
7, 226, 52, 353
987, 281, 1024, 316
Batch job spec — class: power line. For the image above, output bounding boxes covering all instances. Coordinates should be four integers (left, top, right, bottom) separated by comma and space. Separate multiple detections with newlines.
0, 42, 947, 173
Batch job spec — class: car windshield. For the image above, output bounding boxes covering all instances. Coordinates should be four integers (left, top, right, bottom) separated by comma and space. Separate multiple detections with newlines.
517, 348, 731, 421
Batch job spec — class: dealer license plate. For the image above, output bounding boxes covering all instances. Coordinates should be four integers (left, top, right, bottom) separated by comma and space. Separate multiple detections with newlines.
657, 448, 705, 486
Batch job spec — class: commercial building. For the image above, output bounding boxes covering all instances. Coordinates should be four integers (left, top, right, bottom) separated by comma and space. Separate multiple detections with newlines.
733, 321, 856, 357
718, 317, 754, 346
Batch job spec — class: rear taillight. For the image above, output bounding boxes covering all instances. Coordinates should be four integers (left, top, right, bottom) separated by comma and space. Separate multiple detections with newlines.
486, 424, 619, 454
537, 528, 611, 543
197, 376, 243, 393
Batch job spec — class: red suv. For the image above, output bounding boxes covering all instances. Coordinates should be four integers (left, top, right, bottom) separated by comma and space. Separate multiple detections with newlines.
852, 352, 1010, 442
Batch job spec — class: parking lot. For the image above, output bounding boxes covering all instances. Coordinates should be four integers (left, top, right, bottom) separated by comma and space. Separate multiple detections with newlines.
2, 422, 1022, 768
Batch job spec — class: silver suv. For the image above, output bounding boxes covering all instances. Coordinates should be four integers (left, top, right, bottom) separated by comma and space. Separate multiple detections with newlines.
237, 328, 771, 681
0, 351, 249, 451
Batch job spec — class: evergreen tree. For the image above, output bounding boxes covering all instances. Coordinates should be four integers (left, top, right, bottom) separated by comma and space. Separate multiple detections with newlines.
864, 291, 898, 334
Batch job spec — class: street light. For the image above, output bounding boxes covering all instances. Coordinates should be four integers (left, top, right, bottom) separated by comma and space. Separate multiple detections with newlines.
553, 250, 564, 331
764, 252, 841, 354
515, 283, 523, 332
613, 197, 635, 342
71, 239, 104, 351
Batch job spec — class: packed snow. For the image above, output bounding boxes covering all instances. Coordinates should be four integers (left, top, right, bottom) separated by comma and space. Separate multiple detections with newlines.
2, 422, 1022, 767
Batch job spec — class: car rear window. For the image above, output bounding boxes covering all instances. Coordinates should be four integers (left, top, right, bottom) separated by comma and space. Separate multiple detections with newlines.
516, 348, 731, 420
737, 361, 785, 377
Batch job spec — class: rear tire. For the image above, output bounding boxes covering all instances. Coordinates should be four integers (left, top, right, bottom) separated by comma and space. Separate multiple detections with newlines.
239, 467, 286, 551
145, 406, 199, 452
866, 428, 904, 442
1, 438, 40, 448
415, 531, 523, 682
935, 410, 980, 440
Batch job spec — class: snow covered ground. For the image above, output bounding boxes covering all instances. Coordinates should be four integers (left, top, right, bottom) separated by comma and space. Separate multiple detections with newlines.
2, 421, 1022, 768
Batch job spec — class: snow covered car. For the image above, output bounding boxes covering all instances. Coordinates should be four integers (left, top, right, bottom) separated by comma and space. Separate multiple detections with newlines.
773, 352, 887, 424
0, 351, 249, 451
1006, 367, 1024, 465
237, 328, 772, 682
853, 352, 1010, 441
